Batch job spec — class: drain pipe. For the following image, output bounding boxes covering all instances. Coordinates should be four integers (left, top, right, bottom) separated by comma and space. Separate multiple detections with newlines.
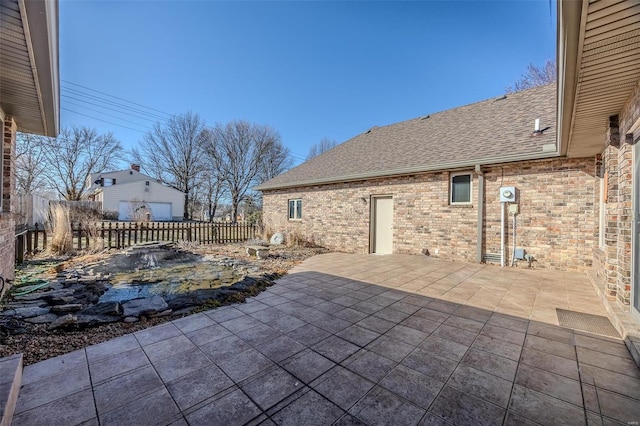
500, 202, 506, 267
511, 212, 517, 267
475, 165, 484, 264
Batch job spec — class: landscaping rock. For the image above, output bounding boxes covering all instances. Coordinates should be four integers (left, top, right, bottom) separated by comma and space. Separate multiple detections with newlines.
150, 309, 172, 318
172, 307, 196, 316
80, 301, 121, 316
77, 314, 121, 327
47, 314, 77, 330
1, 307, 50, 318
123, 316, 139, 323
122, 296, 168, 318
13, 292, 52, 302
24, 313, 59, 324
191, 289, 223, 300
165, 296, 202, 310
13, 289, 73, 302
47, 282, 64, 290
50, 304, 84, 313
47, 295, 76, 305
4, 301, 48, 309
230, 281, 253, 291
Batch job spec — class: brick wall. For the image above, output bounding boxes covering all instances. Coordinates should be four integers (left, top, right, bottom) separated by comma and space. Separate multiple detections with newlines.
594, 78, 640, 304
0, 116, 16, 290
262, 157, 597, 271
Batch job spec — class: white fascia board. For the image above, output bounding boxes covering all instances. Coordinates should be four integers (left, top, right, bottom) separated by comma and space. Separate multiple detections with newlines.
21, 0, 60, 137
556, 0, 586, 158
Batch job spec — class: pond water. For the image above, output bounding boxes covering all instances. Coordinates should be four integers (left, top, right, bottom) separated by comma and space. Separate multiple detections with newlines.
99, 262, 244, 303
91, 248, 246, 303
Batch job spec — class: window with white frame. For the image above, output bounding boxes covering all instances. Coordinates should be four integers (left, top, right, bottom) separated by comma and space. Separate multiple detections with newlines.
288, 199, 302, 220
450, 173, 472, 204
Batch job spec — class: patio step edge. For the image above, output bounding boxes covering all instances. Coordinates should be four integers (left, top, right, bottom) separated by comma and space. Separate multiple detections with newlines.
0, 353, 23, 426
586, 271, 640, 368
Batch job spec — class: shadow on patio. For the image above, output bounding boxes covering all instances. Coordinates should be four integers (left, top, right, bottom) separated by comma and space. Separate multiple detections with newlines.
9, 253, 640, 425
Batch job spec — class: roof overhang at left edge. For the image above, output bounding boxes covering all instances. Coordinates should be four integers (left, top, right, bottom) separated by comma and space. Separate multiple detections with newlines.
0, 0, 60, 137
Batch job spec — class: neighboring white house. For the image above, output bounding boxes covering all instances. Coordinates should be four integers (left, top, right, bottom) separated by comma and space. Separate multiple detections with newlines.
88, 164, 185, 221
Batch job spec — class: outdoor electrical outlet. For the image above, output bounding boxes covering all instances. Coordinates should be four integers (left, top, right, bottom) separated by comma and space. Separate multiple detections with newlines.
508, 204, 519, 215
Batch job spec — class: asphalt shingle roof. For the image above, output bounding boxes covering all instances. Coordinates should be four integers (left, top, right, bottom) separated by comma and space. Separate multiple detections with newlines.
256, 83, 557, 191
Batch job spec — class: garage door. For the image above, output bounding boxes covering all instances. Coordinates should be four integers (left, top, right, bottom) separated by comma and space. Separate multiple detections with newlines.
118, 201, 172, 221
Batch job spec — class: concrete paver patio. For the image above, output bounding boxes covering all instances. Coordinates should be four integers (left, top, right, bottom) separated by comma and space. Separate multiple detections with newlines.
11, 253, 640, 425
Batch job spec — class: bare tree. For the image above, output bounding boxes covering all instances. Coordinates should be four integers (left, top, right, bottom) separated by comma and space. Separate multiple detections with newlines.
199, 164, 225, 222
203, 120, 291, 222
506, 59, 556, 93
258, 142, 293, 183
41, 126, 123, 200
15, 133, 49, 195
306, 137, 337, 160
132, 111, 207, 220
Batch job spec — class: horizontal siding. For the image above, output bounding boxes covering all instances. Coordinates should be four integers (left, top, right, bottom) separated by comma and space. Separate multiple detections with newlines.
102, 181, 185, 220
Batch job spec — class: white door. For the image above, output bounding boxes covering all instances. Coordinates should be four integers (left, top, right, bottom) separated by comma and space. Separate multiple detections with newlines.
147, 203, 172, 221
118, 201, 133, 221
118, 201, 172, 221
372, 196, 393, 254
632, 140, 640, 322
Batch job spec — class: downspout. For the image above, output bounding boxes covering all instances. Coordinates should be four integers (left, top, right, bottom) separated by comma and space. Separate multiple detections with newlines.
475, 165, 484, 264
501, 202, 506, 267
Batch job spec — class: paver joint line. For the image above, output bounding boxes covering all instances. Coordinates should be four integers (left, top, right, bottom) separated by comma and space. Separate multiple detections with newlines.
9, 254, 640, 426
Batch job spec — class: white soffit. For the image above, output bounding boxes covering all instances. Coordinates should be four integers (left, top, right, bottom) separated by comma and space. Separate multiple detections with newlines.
567, 0, 640, 158
0, 0, 59, 136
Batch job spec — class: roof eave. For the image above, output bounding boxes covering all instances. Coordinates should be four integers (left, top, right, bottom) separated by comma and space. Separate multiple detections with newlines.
19, 0, 60, 136
255, 150, 561, 192
556, 0, 584, 158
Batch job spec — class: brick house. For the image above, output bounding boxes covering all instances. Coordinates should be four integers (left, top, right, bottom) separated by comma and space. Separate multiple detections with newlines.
0, 0, 60, 292
258, 1, 640, 329
557, 0, 640, 327
258, 84, 594, 269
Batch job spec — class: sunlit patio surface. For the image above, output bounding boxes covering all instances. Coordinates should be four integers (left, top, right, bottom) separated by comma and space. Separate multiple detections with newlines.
11, 253, 640, 425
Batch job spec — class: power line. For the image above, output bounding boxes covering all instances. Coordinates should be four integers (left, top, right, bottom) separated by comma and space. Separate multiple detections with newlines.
61, 108, 147, 133
61, 80, 174, 119
61, 91, 168, 124
61, 87, 170, 122
62, 99, 158, 128
62, 80, 307, 162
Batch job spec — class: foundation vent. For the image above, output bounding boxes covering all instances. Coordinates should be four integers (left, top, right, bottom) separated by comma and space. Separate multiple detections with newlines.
482, 253, 501, 264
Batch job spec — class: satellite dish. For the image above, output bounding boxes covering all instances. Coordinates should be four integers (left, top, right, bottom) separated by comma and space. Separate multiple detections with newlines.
270, 233, 284, 245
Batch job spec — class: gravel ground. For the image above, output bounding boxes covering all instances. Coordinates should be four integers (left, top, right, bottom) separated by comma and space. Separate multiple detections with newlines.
0, 243, 327, 365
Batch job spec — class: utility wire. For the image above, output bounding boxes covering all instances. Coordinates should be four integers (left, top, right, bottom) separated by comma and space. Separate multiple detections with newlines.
62, 100, 155, 129
61, 80, 174, 119
61, 91, 169, 123
61, 108, 147, 133
61, 87, 170, 122
61, 94, 164, 126
61, 80, 310, 162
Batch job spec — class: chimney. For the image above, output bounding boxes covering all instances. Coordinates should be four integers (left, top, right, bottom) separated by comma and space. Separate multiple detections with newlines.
131, 164, 141, 172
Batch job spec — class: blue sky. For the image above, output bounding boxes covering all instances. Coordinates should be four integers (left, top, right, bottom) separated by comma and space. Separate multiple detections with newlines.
60, 1, 556, 166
